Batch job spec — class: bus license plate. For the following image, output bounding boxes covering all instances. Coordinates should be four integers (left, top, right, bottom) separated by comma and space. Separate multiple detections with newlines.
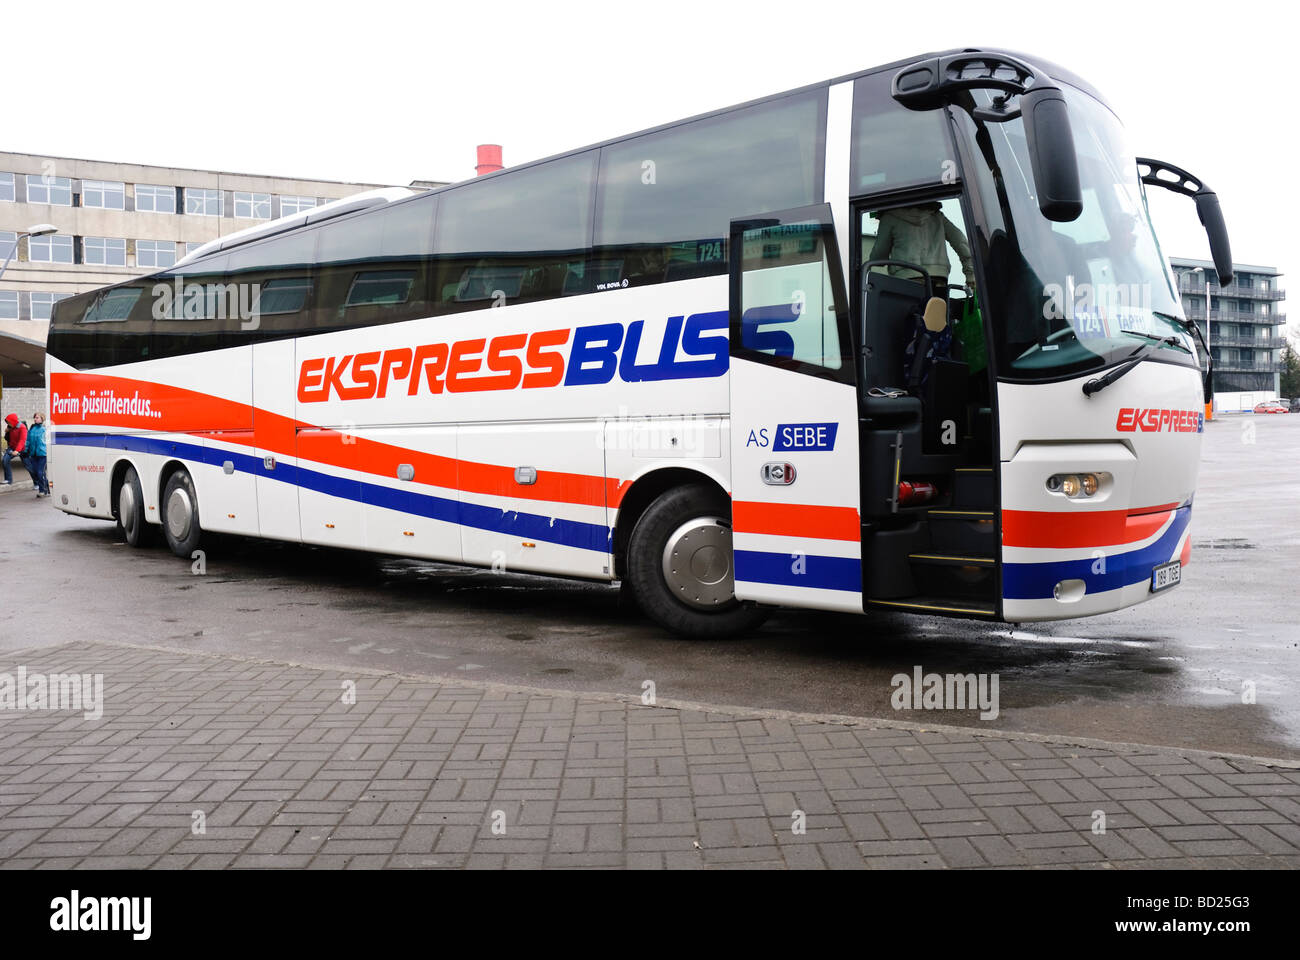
1151, 561, 1182, 593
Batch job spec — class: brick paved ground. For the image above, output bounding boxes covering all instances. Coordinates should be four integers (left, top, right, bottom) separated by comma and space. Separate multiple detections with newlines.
1, 641, 1298, 869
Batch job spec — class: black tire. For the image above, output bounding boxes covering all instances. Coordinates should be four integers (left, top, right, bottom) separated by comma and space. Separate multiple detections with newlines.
626, 484, 767, 639
115, 465, 151, 548
161, 469, 203, 559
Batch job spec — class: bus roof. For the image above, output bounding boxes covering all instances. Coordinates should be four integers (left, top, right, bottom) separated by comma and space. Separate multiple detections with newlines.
101, 47, 1116, 279
420, 46, 1114, 201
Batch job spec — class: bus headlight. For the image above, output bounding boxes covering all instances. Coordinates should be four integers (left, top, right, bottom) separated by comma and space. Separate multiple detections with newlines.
1047, 473, 1102, 498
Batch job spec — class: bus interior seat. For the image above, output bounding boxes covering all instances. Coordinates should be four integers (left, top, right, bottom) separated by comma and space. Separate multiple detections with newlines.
860, 270, 970, 477
663, 259, 718, 283
616, 248, 666, 285
861, 270, 928, 391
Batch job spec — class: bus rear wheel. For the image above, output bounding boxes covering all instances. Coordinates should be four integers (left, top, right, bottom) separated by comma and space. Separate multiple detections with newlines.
116, 465, 151, 548
162, 469, 203, 559
626, 484, 767, 639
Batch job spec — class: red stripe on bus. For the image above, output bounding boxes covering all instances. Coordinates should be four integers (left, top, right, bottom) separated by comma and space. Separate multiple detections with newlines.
51, 372, 618, 510
51, 372, 253, 432
732, 501, 861, 542
231, 423, 623, 509
1002, 502, 1180, 549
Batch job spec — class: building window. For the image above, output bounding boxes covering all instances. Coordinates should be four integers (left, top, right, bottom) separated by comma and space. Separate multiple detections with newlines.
279, 195, 316, 216
0, 290, 16, 320
0, 173, 14, 202
137, 240, 178, 268
136, 183, 177, 214
82, 180, 126, 210
26, 174, 72, 206
183, 241, 205, 256
184, 187, 222, 216
234, 192, 271, 219
0, 230, 15, 260
83, 236, 127, 266
28, 234, 74, 263
30, 292, 71, 321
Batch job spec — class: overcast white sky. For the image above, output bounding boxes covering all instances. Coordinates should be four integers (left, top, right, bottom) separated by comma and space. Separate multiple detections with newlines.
7, 0, 1292, 328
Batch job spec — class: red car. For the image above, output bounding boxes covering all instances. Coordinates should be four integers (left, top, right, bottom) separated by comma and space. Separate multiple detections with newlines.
1253, 401, 1288, 414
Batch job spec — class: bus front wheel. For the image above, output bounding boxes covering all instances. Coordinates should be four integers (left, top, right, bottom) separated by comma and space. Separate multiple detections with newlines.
626, 484, 767, 639
162, 469, 203, 559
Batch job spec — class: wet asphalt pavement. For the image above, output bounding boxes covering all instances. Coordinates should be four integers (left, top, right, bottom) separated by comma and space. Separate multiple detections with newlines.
2, 414, 1297, 761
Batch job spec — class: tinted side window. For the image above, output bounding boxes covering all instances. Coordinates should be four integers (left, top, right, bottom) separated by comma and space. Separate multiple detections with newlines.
84, 286, 145, 324
433, 152, 596, 313
150, 254, 232, 360
594, 91, 826, 289
51, 276, 191, 368
47, 291, 101, 369
851, 71, 955, 194
225, 228, 319, 343
257, 277, 312, 316
311, 195, 437, 332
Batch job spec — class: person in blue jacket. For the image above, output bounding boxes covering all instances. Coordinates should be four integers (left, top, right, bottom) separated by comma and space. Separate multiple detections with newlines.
24, 412, 49, 497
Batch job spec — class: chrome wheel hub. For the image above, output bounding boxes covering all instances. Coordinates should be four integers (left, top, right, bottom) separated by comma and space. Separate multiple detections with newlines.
118, 483, 136, 535
662, 517, 735, 609
166, 486, 193, 541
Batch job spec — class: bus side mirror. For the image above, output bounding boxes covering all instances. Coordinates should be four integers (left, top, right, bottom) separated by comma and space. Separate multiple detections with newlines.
1020, 86, 1083, 222
1194, 190, 1234, 286
1135, 159, 1234, 287
890, 53, 1082, 222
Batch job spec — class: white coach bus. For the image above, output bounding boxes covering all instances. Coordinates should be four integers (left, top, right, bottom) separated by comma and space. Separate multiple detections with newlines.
46, 48, 1232, 637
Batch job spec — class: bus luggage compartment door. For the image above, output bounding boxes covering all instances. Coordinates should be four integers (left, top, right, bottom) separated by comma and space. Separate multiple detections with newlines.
252, 339, 301, 543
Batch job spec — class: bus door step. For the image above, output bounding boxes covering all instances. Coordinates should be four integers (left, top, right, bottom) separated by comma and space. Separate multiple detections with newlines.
867, 596, 997, 618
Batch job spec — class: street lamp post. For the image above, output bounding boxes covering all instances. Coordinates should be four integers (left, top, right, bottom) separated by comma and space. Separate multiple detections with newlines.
1192, 266, 1214, 421
0, 223, 58, 282
0, 223, 58, 400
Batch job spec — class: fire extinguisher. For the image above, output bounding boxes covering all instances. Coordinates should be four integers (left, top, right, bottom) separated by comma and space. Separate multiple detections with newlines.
898, 480, 938, 506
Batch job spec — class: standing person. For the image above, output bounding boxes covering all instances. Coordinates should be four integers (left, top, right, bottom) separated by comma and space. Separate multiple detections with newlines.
25, 412, 49, 497
869, 202, 977, 301
3, 413, 26, 485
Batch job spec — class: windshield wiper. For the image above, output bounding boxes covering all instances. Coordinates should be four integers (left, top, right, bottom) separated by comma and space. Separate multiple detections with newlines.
1121, 327, 1191, 353
1152, 311, 1214, 404
1081, 335, 1182, 397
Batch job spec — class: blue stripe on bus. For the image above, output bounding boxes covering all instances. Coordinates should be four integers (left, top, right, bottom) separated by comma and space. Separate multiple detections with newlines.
1002, 503, 1191, 600
733, 549, 862, 593
54, 431, 611, 554
53, 433, 1193, 599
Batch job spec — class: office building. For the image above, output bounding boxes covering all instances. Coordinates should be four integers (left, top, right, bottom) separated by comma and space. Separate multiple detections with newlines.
1169, 256, 1286, 397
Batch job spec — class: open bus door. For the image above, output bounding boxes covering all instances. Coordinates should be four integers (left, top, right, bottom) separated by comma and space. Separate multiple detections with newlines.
727, 203, 864, 614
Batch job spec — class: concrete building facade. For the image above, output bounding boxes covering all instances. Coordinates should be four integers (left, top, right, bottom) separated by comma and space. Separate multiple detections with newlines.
1169, 256, 1286, 397
0, 151, 433, 389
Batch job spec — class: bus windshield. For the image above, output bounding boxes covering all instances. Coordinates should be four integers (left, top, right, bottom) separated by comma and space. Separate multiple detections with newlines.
959, 85, 1195, 381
